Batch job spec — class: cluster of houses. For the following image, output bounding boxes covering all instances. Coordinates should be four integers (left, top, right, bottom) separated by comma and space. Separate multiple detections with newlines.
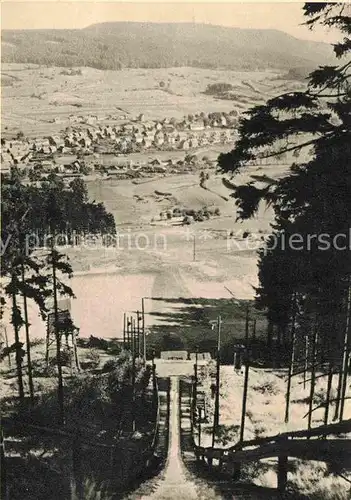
1, 110, 239, 178
58, 111, 239, 155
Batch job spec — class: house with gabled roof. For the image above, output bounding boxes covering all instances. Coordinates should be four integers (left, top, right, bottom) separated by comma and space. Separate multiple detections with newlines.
179, 139, 190, 150
190, 120, 205, 131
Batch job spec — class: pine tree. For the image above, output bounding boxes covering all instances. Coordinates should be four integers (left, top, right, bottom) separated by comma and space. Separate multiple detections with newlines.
219, 3, 351, 420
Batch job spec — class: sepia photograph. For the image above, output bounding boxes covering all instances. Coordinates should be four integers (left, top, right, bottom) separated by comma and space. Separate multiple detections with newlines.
1, 1, 350, 498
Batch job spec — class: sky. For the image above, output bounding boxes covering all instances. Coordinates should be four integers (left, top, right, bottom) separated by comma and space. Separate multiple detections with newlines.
0, 1, 341, 43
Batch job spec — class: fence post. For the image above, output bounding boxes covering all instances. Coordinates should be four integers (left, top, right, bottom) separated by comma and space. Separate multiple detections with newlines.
277, 437, 288, 493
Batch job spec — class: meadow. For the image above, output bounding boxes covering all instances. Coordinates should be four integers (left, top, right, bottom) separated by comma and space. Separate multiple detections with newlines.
1, 64, 302, 138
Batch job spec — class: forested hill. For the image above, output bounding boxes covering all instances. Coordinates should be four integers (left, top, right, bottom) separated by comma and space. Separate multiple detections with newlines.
1, 22, 335, 71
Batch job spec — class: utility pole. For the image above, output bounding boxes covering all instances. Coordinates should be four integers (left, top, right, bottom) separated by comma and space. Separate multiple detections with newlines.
123, 312, 126, 349
127, 317, 131, 351
131, 317, 136, 432
193, 235, 196, 261
198, 407, 202, 446
142, 298, 146, 362
193, 346, 198, 426
239, 305, 250, 444
212, 315, 221, 448
136, 310, 141, 357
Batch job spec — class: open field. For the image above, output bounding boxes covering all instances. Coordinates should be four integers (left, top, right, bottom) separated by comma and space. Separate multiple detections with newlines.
1, 64, 303, 138
2, 165, 286, 343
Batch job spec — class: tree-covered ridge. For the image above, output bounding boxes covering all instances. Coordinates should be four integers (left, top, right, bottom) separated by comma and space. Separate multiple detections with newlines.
1, 22, 335, 71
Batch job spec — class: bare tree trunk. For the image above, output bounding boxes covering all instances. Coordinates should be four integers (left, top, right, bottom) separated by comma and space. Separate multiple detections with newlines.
52, 245, 65, 425
303, 332, 309, 390
334, 284, 350, 421
308, 320, 318, 433
324, 361, 334, 427
11, 286, 24, 401
339, 284, 351, 421
4, 326, 11, 368
285, 292, 297, 423
21, 261, 34, 403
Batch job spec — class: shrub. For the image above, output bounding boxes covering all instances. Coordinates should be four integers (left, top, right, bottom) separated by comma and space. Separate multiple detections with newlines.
214, 207, 221, 216
86, 336, 109, 351
101, 359, 119, 373
85, 349, 101, 369
182, 216, 192, 225
49, 348, 72, 367
205, 83, 233, 95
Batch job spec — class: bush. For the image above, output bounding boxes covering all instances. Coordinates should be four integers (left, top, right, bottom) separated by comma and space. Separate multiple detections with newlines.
49, 348, 72, 367
86, 336, 109, 351
101, 359, 119, 373
205, 83, 233, 95
182, 216, 192, 225
108, 341, 122, 355
214, 207, 221, 216
85, 349, 101, 369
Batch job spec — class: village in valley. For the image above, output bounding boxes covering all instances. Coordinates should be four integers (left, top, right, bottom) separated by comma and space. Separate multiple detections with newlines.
1, 109, 239, 181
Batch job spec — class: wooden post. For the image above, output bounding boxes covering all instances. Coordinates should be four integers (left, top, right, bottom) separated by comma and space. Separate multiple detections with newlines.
193, 348, 198, 420
285, 292, 297, 423
212, 315, 221, 448
239, 306, 250, 444
277, 438, 288, 493
198, 407, 202, 446
193, 235, 196, 261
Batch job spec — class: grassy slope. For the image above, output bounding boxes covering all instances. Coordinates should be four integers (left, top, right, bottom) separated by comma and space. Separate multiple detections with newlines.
1, 65, 304, 137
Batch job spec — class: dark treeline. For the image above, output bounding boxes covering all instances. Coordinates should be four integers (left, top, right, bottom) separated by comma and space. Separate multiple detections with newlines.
2, 171, 116, 253
219, 3, 351, 422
